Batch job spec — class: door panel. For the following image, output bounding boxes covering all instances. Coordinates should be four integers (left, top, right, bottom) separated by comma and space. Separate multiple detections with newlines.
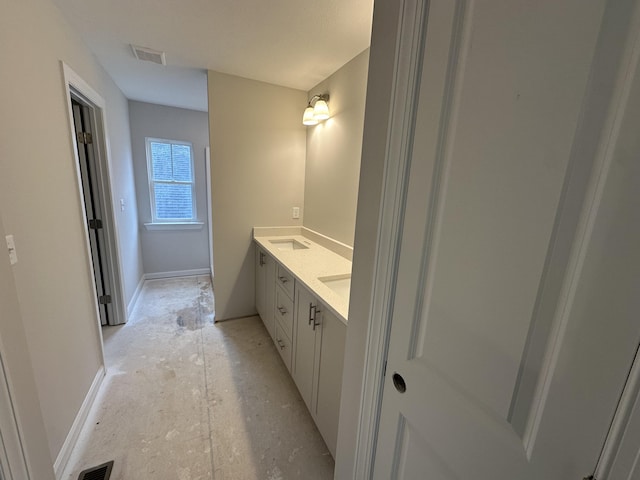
72, 100, 112, 326
373, 0, 640, 478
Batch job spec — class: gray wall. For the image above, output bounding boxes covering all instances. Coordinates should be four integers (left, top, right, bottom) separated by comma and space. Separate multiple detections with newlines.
129, 101, 211, 275
304, 50, 370, 246
0, 0, 142, 463
208, 71, 306, 320
110, 101, 145, 309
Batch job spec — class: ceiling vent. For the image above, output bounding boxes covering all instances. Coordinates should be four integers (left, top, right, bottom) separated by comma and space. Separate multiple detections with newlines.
131, 45, 166, 65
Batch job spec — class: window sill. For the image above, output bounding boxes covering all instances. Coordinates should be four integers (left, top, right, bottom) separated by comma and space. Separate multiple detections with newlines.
144, 222, 204, 231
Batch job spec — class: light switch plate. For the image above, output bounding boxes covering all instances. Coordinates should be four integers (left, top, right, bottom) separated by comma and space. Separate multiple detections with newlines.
5, 235, 17, 265
292, 207, 300, 219
120, 198, 125, 212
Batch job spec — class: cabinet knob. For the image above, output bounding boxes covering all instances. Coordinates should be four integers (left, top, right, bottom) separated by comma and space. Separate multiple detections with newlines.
277, 306, 287, 315
279, 276, 288, 284
277, 339, 285, 350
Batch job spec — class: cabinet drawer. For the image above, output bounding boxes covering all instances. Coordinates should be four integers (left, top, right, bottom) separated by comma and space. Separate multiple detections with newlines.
275, 285, 294, 339
274, 322, 292, 373
276, 264, 295, 299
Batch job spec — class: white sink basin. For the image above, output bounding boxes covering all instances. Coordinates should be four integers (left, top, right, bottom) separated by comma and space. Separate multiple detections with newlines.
319, 274, 351, 304
269, 239, 309, 251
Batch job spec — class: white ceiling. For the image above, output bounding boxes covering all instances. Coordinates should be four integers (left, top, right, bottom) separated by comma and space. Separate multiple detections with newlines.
52, 0, 374, 112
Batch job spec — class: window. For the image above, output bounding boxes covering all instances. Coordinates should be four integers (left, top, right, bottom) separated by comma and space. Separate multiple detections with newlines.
146, 138, 196, 223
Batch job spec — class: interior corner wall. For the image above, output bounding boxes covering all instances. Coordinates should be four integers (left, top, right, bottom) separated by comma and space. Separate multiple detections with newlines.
105, 84, 145, 310
129, 101, 211, 275
303, 50, 370, 247
208, 71, 306, 320
0, 0, 142, 463
0, 212, 55, 480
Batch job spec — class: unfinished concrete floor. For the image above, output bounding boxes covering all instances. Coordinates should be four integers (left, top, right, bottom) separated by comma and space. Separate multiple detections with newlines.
65, 275, 334, 480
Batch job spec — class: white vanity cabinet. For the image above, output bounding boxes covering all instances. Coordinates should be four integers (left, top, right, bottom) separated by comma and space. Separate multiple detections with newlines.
293, 283, 346, 458
255, 246, 276, 341
253, 234, 349, 459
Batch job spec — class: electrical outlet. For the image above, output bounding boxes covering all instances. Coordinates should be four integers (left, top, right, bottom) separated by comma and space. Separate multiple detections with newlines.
5, 235, 17, 265
292, 207, 300, 219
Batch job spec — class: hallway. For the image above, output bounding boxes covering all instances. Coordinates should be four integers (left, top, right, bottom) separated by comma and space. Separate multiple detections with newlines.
66, 276, 334, 479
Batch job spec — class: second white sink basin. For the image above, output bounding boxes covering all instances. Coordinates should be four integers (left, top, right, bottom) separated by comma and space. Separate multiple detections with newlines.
269, 239, 309, 251
319, 274, 351, 304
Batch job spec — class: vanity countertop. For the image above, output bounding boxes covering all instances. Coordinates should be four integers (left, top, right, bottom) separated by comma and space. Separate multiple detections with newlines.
253, 227, 352, 324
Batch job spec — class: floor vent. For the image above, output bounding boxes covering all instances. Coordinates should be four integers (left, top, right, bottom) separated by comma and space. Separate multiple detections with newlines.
78, 460, 114, 480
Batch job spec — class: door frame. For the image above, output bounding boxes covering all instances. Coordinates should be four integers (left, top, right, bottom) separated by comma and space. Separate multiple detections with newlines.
0, 348, 29, 480
62, 62, 127, 336
205, 146, 214, 284
348, 1, 432, 477
348, 0, 640, 477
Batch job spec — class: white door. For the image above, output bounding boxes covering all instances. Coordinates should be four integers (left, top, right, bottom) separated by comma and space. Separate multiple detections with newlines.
372, 0, 640, 478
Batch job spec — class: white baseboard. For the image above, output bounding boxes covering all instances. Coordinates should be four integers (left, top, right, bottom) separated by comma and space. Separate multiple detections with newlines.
54, 367, 105, 479
144, 268, 211, 281
127, 275, 145, 317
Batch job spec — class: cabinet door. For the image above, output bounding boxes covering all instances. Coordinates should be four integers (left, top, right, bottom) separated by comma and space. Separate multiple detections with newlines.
315, 308, 346, 458
255, 246, 276, 341
255, 247, 266, 316
293, 285, 321, 411
274, 321, 293, 373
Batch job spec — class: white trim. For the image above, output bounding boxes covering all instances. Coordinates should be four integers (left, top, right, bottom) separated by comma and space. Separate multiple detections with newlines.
143, 268, 211, 281
205, 147, 214, 281
53, 367, 105, 480
61, 62, 109, 362
62, 61, 128, 329
0, 350, 29, 480
127, 275, 145, 317
353, 0, 431, 477
143, 222, 203, 231
145, 137, 197, 224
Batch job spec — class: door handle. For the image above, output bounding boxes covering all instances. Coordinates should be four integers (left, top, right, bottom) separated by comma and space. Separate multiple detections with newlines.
277, 339, 285, 350
277, 306, 287, 315
279, 276, 289, 284
312, 306, 321, 330
392, 373, 407, 393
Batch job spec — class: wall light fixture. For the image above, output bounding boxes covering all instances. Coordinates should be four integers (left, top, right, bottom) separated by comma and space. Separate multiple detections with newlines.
303, 94, 330, 126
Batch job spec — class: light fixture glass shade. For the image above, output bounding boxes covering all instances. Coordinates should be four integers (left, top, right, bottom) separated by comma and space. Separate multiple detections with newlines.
313, 99, 330, 120
303, 106, 318, 125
